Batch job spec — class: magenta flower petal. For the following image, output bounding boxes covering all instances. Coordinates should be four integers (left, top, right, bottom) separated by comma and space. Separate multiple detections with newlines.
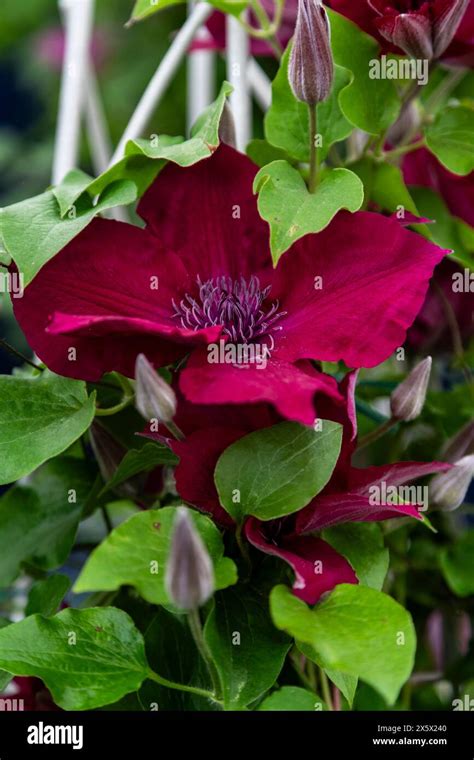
296, 492, 423, 533
403, 147, 474, 227
47, 312, 221, 344
137, 144, 271, 281
271, 211, 447, 368
13, 219, 199, 379
179, 350, 343, 424
171, 427, 240, 528
245, 517, 358, 604
296, 460, 452, 533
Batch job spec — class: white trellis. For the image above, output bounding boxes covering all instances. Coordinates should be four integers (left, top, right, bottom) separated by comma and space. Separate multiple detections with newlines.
52, 0, 273, 188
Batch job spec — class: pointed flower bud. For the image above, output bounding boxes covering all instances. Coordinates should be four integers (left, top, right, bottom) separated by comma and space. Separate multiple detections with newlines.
390, 356, 432, 422
429, 454, 474, 511
89, 422, 125, 483
288, 0, 334, 105
369, 0, 469, 61
165, 507, 215, 610
135, 353, 177, 424
443, 420, 474, 463
433, 0, 470, 58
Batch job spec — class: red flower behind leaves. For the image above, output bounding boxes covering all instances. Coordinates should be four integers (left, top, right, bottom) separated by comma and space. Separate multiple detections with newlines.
14, 146, 446, 425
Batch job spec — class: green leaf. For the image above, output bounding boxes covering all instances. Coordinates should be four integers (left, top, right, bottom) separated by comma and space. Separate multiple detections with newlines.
246, 139, 293, 168
0, 457, 96, 586
258, 686, 325, 711
351, 158, 419, 216
140, 607, 211, 711
265, 45, 352, 163
74, 507, 237, 604
129, 81, 233, 166
425, 106, 474, 175
0, 180, 137, 285
204, 586, 291, 709
100, 442, 178, 496
52, 168, 93, 217
270, 584, 416, 705
215, 421, 343, 523
410, 185, 474, 271
25, 574, 71, 617
322, 523, 389, 591
0, 607, 149, 710
328, 9, 400, 135
254, 161, 363, 263
440, 531, 474, 597
129, 0, 246, 24
0, 371, 96, 484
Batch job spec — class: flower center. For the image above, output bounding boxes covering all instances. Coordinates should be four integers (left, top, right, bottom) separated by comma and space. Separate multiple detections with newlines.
172, 275, 286, 349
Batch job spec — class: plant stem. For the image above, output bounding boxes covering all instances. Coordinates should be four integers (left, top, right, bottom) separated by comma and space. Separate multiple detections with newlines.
0, 338, 43, 371
357, 417, 398, 451
164, 419, 185, 441
101, 504, 113, 534
235, 522, 252, 579
319, 667, 333, 710
424, 69, 467, 114
147, 668, 220, 703
308, 103, 318, 193
187, 608, 222, 700
95, 395, 133, 416
431, 279, 473, 387
246, 0, 283, 58
382, 137, 426, 160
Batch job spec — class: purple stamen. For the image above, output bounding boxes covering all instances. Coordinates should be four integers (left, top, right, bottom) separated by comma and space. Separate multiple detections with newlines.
172, 275, 286, 346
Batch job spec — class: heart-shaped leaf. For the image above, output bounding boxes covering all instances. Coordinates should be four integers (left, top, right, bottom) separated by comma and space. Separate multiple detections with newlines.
254, 161, 363, 264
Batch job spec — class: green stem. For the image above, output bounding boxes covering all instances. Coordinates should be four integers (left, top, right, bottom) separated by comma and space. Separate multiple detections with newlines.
0, 338, 43, 371
424, 69, 467, 113
308, 103, 319, 193
235, 522, 252, 579
164, 419, 185, 441
382, 137, 426, 160
319, 668, 333, 710
95, 395, 133, 416
246, 0, 283, 57
101, 504, 113, 534
431, 280, 473, 388
357, 417, 398, 451
188, 608, 222, 700
147, 668, 220, 703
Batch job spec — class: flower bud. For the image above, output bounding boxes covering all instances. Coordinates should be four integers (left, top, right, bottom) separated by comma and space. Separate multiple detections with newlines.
390, 356, 432, 422
433, 0, 470, 58
89, 422, 125, 483
430, 455, 474, 511
369, 0, 470, 61
165, 507, 215, 610
442, 420, 474, 463
288, 0, 334, 106
218, 102, 237, 149
135, 353, 177, 424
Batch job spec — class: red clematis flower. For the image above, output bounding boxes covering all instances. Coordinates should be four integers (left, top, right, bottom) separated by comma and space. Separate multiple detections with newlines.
328, 0, 474, 65
402, 147, 474, 350
160, 372, 450, 604
14, 145, 446, 424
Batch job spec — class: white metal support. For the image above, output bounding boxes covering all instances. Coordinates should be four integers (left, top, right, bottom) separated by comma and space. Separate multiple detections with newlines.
248, 58, 272, 112
52, 0, 95, 184
111, 3, 213, 165
187, 2, 215, 133
84, 63, 113, 175
226, 15, 251, 151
